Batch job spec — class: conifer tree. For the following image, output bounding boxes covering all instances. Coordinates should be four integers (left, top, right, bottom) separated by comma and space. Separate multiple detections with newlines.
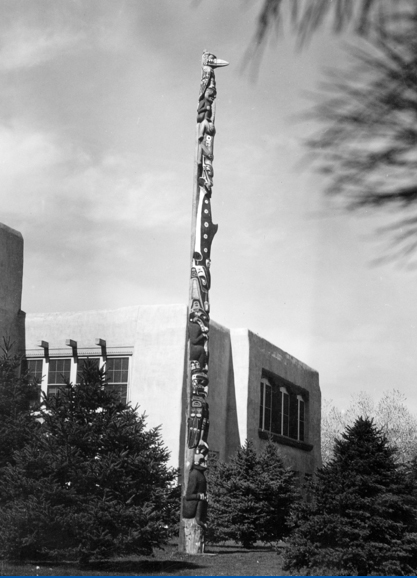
0, 339, 40, 470
206, 440, 298, 548
0, 361, 179, 562
284, 417, 417, 576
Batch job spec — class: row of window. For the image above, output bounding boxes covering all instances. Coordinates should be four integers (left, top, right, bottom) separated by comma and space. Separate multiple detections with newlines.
25, 357, 129, 403
259, 377, 306, 442
26, 359, 305, 442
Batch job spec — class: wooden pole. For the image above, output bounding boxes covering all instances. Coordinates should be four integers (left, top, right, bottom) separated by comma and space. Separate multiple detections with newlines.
178, 51, 228, 554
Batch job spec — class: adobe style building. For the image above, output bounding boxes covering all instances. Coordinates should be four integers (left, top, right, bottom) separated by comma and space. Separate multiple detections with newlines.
1, 222, 322, 477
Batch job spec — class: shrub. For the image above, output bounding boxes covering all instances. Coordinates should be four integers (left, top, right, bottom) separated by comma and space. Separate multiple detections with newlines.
284, 417, 417, 576
206, 440, 298, 548
0, 361, 179, 562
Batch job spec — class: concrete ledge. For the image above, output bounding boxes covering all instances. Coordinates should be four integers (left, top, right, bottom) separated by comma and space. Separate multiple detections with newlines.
258, 429, 314, 452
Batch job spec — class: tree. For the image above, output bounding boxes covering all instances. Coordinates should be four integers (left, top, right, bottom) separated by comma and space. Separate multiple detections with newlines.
251, 0, 412, 48
284, 417, 417, 576
320, 398, 346, 466
0, 339, 40, 470
247, 0, 417, 263
322, 390, 417, 464
205, 440, 298, 548
0, 361, 179, 562
306, 17, 417, 264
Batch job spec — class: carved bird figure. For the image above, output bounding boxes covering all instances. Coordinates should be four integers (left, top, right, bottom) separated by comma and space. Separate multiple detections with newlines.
199, 50, 229, 100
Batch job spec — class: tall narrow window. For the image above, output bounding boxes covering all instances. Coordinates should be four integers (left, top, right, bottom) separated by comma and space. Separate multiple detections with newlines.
271, 384, 281, 434
48, 358, 71, 396
106, 357, 129, 404
259, 379, 265, 430
280, 386, 290, 437
297, 395, 305, 442
259, 377, 272, 431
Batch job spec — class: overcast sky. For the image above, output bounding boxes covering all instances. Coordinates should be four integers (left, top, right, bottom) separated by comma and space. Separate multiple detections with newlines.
1, 0, 416, 411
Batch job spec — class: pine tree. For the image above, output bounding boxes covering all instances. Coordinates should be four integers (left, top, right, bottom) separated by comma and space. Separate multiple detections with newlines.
0, 361, 179, 562
284, 417, 417, 576
206, 440, 298, 548
0, 339, 40, 470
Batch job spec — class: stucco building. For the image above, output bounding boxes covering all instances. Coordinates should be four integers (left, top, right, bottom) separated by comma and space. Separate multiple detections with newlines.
1, 222, 322, 477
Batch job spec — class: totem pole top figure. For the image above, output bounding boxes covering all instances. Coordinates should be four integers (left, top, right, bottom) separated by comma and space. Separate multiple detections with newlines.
199, 50, 229, 101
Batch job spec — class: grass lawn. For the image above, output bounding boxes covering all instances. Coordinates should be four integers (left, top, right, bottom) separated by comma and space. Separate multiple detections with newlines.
0, 541, 292, 576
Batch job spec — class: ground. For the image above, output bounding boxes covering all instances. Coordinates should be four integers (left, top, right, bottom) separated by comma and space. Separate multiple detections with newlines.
0, 541, 292, 576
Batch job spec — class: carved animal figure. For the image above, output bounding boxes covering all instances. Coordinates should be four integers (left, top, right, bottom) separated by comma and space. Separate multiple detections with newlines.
199, 51, 228, 101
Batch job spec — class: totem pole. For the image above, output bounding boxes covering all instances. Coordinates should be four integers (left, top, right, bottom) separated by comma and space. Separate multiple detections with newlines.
179, 51, 228, 554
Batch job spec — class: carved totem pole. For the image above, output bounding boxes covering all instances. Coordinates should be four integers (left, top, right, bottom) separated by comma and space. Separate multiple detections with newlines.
180, 51, 228, 554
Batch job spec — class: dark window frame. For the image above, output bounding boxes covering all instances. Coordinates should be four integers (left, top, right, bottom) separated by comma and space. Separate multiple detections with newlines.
259, 370, 309, 445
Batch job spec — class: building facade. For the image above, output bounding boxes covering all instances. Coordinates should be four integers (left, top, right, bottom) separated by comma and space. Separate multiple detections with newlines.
25, 306, 321, 476
1, 223, 322, 477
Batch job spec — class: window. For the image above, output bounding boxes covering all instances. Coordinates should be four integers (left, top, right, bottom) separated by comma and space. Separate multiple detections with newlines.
25, 346, 132, 403
26, 359, 44, 382
48, 358, 71, 396
77, 357, 100, 382
106, 357, 129, 403
259, 379, 290, 437
259, 378, 282, 435
22, 359, 43, 405
259, 373, 308, 444
280, 386, 290, 437
297, 395, 305, 442
259, 378, 272, 431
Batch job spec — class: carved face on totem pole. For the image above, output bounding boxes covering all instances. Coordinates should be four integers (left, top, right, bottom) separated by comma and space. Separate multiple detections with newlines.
194, 441, 209, 469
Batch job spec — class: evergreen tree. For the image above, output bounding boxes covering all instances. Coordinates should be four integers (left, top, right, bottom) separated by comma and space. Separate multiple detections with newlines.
284, 417, 417, 576
322, 390, 417, 464
0, 361, 179, 562
206, 440, 298, 548
0, 339, 40, 470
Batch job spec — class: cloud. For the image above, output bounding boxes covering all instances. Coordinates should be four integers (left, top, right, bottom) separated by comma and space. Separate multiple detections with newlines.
0, 24, 83, 71
62, 156, 189, 230
0, 123, 189, 232
0, 3, 169, 73
0, 124, 63, 176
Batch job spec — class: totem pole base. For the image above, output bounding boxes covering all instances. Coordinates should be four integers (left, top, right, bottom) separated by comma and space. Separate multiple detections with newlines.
183, 518, 205, 554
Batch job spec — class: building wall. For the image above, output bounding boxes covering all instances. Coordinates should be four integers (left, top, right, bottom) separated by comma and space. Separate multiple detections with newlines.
232, 328, 322, 476
26, 307, 244, 470
206, 321, 241, 461
0, 223, 25, 354
26, 305, 188, 468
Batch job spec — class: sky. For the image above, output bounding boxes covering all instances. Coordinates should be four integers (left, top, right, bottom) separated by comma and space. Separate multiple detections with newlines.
1, 0, 416, 411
